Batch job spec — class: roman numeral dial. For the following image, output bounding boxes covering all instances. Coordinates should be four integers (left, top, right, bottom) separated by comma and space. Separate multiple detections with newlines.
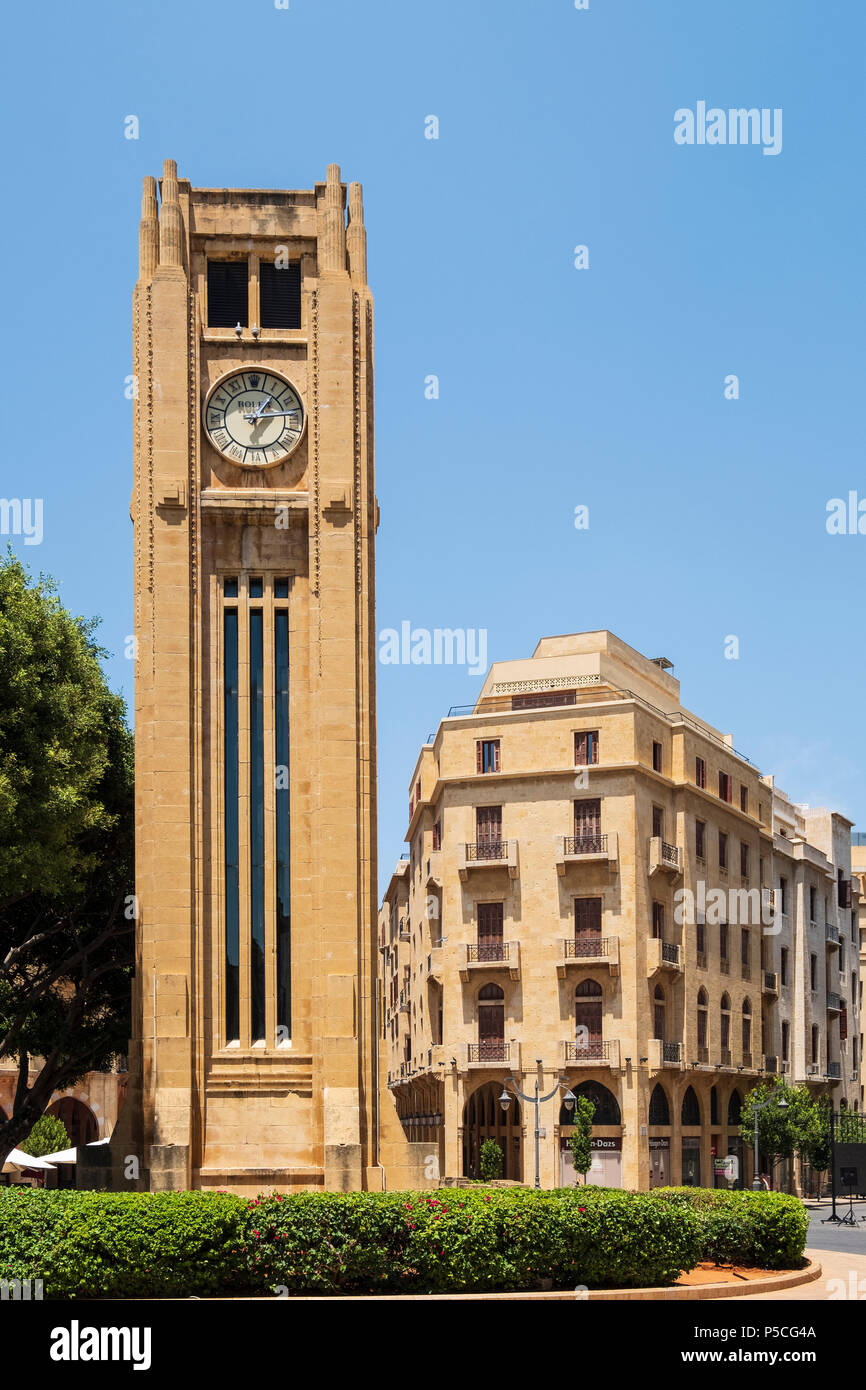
203, 369, 305, 467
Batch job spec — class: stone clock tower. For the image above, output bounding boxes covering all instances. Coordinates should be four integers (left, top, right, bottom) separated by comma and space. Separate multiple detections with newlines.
111, 159, 389, 1193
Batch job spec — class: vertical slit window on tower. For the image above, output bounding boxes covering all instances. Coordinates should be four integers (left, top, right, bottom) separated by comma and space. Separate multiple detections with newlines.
250, 609, 266, 1041
275, 610, 291, 1038
224, 609, 240, 1042
259, 260, 302, 328
207, 260, 248, 328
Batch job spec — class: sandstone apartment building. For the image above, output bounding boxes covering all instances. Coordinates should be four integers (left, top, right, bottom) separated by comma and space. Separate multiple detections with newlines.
379, 631, 861, 1190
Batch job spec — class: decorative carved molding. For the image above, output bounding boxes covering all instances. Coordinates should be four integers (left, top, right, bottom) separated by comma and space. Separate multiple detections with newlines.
490, 675, 602, 695
310, 288, 320, 598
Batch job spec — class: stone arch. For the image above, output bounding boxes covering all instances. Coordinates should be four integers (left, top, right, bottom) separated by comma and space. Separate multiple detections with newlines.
46, 1097, 98, 1148
462, 1081, 522, 1180
681, 1085, 701, 1126
648, 1082, 670, 1126
569, 1079, 621, 1126
727, 1088, 742, 1126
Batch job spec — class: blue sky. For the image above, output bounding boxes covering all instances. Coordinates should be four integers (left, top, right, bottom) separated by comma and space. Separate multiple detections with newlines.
2, 0, 864, 890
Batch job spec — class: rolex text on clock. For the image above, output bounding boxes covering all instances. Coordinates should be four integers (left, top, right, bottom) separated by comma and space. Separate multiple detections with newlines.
204, 369, 305, 467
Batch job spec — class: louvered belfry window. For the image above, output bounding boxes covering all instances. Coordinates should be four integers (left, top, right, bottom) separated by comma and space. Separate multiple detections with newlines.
207, 260, 248, 327
260, 261, 302, 328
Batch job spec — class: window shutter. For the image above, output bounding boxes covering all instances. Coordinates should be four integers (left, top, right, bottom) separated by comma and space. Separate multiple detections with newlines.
259, 260, 302, 328
207, 260, 248, 327
493, 741, 501, 772
476, 741, 482, 773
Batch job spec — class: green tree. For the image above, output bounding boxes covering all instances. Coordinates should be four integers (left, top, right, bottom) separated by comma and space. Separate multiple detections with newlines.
0, 553, 134, 1167
479, 1138, 503, 1181
568, 1095, 595, 1184
739, 1079, 821, 1189
19, 1112, 69, 1157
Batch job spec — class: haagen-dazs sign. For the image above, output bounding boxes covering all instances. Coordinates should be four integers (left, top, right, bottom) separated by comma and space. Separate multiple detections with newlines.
561, 1135, 622, 1151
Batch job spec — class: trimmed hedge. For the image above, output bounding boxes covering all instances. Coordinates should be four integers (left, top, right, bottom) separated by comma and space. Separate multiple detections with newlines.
237, 1188, 703, 1294
0, 1189, 248, 1299
653, 1187, 810, 1269
0, 1184, 808, 1298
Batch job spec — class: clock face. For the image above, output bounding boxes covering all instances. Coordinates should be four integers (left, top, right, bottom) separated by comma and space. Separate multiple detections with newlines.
204, 369, 305, 467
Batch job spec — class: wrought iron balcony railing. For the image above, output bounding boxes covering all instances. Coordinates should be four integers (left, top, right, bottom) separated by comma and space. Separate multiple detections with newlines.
564, 1040, 610, 1062
468, 1041, 510, 1063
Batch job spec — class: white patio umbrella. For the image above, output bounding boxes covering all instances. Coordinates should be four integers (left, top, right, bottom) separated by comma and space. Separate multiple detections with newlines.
1, 1148, 56, 1174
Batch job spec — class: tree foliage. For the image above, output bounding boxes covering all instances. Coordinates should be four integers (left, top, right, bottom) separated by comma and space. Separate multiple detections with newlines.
19, 1113, 69, 1158
568, 1095, 595, 1183
0, 553, 134, 1166
739, 1078, 829, 1185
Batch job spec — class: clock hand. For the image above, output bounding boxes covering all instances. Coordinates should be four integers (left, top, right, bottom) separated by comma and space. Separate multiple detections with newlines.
242, 395, 274, 423
250, 410, 300, 419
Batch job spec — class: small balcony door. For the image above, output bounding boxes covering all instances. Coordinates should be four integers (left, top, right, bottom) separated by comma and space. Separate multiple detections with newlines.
477, 901, 504, 962
477, 982, 505, 1060
574, 897, 602, 947
574, 798, 601, 850
575, 980, 603, 1056
476, 805, 502, 852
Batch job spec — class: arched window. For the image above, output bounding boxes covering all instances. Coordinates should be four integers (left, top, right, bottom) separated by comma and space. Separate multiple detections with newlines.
575, 979, 603, 998
648, 1083, 670, 1126
572, 1079, 621, 1126
478, 983, 504, 1001
727, 1088, 742, 1125
710, 1084, 719, 1125
720, 993, 731, 1054
681, 1085, 701, 1126
653, 984, 665, 1042
697, 988, 708, 1054
741, 998, 752, 1058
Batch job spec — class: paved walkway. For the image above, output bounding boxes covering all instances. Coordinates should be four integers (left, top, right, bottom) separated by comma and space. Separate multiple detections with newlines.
734, 1201, 866, 1301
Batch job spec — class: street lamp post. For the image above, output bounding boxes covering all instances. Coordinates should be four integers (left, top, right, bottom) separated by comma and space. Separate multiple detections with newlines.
500, 1072, 575, 1189
752, 1093, 788, 1191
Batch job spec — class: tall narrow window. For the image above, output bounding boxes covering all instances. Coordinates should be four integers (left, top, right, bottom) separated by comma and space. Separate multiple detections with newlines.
208, 260, 248, 327
250, 609, 266, 1040
695, 756, 706, 789
652, 741, 663, 773
275, 609, 291, 1037
224, 609, 240, 1041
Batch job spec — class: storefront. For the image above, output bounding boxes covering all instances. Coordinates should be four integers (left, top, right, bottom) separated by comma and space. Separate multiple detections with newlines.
649, 1136, 670, 1188
681, 1135, 701, 1187
560, 1135, 622, 1188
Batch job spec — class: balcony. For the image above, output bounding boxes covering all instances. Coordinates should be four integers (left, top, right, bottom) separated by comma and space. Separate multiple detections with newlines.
458, 839, 519, 881
560, 1039, 620, 1069
460, 940, 520, 982
762, 971, 778, 996
827, 992, 842, 1013
648, 837, 683, 877
647, 938, 682, 975
399, 990, 410, 1014
465, 1040, 520, 1070
649, 1039, 683, 1069
558, 936, 620, 978
827, 1061, 842, 1080
825, 923, 840, 949
556, 831, 618, 875
763, 1054, 779, 1073
398, 920, 411, 943
720, 1048, 732, 1067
